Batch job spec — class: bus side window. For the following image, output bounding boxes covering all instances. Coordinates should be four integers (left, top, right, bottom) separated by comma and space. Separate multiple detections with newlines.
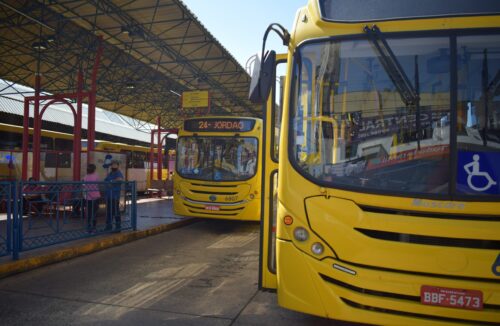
272, 62, 286, 161
55, 138, 73, 151
135, 151, 147, 169
0, 130, 22, 150
45, 152, 58, 168
41, 136, 54, 150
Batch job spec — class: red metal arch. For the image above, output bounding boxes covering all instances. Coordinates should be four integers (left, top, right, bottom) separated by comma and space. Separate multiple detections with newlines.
21, 37, 103, 181
39, 98, 77, 120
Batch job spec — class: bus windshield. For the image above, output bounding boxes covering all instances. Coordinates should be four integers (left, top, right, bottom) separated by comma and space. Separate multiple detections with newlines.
291, 33, 500, 197
177, 137, 258, 181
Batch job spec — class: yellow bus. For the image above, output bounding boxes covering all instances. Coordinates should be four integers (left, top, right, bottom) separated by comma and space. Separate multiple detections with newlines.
251, 0, 500, 324
0, 123, 168, 191
173, 117, 262, 221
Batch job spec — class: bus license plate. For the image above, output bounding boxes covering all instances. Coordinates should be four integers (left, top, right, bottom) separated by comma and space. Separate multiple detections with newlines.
421, 286, 483, 310
204, 205, 220, 211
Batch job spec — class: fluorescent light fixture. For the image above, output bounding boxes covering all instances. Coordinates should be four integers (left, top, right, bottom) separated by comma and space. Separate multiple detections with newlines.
32, 41, 48, 51
169, 90, 181, 97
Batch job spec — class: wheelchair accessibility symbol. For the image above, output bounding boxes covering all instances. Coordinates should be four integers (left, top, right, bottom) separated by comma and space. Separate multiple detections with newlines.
463, 154, 497, 192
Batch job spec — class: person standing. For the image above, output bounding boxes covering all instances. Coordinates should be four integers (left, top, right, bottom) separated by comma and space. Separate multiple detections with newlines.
104, 160, 123, 231
83, 164, 101, 232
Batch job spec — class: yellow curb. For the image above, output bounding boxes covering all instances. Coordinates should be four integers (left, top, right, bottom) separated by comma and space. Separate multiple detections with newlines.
0, 218, 196, 279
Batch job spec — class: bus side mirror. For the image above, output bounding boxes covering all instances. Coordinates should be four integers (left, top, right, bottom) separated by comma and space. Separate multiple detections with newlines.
249, 50, 276, 104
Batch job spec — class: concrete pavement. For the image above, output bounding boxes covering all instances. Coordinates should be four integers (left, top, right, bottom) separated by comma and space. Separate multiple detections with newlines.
0, 198, 193, 279
0, 220, 356, 325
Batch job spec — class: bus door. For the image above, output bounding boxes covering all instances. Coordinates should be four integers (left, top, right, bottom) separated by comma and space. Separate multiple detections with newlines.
259, 54, 287, 290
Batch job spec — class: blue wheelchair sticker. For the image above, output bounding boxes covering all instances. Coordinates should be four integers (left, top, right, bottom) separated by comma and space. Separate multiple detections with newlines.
493, 254, 500, 276
457, 151, 499, 195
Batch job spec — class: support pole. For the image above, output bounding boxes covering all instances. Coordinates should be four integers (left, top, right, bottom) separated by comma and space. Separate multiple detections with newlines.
32, 74, 41, 180
149, 130, 154, 183
87, 36, 103, 164
21, 100, 29, 181
157, 116, 162, 181
74, 70, 83, 180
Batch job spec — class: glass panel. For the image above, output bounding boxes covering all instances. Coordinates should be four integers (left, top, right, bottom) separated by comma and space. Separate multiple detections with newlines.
55, 138, 73, 151
41, 136, 53, 150
291, 37, 451, 195
41, 152, 56, 181
319, 0, 500, 22
273, 62, 286, 161
456, 34, 500, 196
0, 131, 22, 150
268, 171, 278, 273
177, 137, 258, 181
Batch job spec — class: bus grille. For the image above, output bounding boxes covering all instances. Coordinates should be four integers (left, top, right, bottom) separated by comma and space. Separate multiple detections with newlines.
341, 298, 499, 325
183, 202, 244, 216
320, 273, 500, 325
360, 205, 500, 222
355, 228, 500, 250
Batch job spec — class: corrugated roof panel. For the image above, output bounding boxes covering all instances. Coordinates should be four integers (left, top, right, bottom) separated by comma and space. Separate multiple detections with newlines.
0, 94, 153, 143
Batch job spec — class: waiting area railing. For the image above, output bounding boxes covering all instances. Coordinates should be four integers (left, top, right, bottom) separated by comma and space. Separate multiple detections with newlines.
0, 181, 137, 260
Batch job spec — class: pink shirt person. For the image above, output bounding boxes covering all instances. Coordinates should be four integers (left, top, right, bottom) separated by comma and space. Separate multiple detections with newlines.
83, 172, 101, 200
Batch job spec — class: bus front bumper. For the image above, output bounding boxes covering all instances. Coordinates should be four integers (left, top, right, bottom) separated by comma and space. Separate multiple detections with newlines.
173, 195, 260, 221
276, 239, 500, 326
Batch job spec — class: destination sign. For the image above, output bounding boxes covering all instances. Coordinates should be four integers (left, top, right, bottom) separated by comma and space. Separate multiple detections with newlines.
184, 118, 255, 132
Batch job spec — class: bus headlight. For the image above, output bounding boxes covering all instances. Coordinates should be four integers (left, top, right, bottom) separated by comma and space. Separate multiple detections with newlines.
311, 242, 324, 255
249, 193, 255, 200
293, 227, 309, 242
176, 189, 181, 195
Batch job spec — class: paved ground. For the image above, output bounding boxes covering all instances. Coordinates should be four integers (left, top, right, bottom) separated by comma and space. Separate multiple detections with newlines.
0, 197, 187, 264
135, 197, 186, 230
0, 220, 357, 325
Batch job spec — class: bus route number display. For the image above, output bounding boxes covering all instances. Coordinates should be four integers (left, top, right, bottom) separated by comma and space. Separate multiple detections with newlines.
184, 119, 255, 132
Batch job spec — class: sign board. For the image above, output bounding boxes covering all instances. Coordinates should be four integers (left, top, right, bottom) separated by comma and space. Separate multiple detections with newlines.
184, 118, 256, 132
182, 91, 209, 108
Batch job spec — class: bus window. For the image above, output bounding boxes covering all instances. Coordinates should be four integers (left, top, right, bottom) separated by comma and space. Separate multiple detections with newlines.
291, 37, 451, 195
44, 152, 71, 168
0, 130, 22, 150
272, 62, 286, 161
55, 138, 73, 151
58, 153, 71, 168
45, 152, 58, 168
177, 137, 258, 181
131, 151, 146, 169
41, 136, 54, 150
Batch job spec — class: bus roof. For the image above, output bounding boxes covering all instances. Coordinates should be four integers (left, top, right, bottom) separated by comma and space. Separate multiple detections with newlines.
318, 0, 500, 23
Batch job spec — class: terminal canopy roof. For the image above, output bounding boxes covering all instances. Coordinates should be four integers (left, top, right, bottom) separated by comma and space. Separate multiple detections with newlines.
0, 0, 259, 128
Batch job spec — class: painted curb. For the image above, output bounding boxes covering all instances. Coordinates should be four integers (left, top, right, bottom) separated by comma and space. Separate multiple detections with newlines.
0, 218, 196, 279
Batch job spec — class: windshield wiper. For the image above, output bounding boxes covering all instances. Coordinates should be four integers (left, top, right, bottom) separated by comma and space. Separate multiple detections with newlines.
364, 25, 421, 148
364, 25, 420, 107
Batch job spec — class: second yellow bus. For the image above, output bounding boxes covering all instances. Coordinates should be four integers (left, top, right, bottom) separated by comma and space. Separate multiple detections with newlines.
173, 117, 262, 221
